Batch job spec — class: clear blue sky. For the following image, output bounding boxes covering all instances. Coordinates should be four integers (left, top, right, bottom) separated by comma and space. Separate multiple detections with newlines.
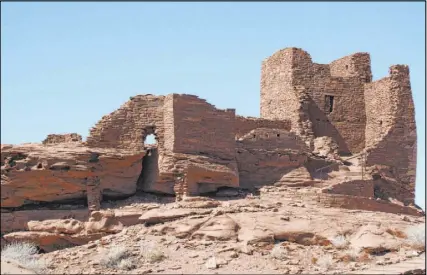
1, 2, 425, 209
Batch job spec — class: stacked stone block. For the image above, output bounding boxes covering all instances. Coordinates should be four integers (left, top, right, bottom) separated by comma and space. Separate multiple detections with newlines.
235, 116, 291, 139
42, 133, 82, 145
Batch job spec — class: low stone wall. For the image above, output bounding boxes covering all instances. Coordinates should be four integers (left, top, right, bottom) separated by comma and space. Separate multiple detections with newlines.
42, 133, 82, 145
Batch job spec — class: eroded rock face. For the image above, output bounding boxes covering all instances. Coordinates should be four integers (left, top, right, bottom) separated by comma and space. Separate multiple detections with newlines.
274, 166, 317, 187
191, 215, 239, 241
27, 219, 85, 235
2, 211, 131, 252
1, 209, 89, 234
139, 208, 212, 225
349, 223, 404, 254
1, 143, 144, 208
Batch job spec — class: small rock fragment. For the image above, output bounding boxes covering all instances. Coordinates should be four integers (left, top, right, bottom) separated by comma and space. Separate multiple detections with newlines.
205, 257, 218, 269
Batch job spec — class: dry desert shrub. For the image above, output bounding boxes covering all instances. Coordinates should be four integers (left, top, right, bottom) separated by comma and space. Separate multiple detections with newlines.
405, 224, 425, 252
100, 245, 133, 269
140, 241, 166, 263
329, 235, 349, 249
117, 258, 135, 270
270, 243, 287, 260
316, 254, 334, 270
145, 248, 166, 263
1, 242, 48, 274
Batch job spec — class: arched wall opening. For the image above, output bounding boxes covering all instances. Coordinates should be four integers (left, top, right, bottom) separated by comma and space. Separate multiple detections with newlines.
145, 134, 156, 145
142, 126, 158, 148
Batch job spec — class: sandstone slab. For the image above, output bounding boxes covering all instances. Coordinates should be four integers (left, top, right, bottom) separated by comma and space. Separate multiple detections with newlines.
1, 143, 144, 208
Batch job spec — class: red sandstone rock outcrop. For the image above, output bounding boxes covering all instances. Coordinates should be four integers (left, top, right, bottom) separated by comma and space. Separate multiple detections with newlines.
2, 210, 135, 252
1, 143, 144, 208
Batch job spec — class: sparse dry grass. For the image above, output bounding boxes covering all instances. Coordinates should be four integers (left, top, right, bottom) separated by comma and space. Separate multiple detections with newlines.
100, 245, 132, 269
316, 254, 334, 270
270, 244, 287, 260
1, 242, 47, 274
140, 241, 166, 263
117, 258, 135, 270
145, 248, 166, 263
405, 224, 425, 252
330, 235, 349, 249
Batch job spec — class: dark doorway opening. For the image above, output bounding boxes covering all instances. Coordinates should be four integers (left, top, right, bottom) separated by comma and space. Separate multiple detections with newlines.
138, 126, 160, 193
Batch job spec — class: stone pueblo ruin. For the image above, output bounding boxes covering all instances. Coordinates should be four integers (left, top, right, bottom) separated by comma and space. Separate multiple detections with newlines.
1, 48, 425, 275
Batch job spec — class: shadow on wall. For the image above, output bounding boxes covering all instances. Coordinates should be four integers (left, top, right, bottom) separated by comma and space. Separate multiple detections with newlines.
366, 129, 415, 205
136, 148, 159, 192
137, 126, 161, 193
307, 97, 351, 155
304, 157, 340, 180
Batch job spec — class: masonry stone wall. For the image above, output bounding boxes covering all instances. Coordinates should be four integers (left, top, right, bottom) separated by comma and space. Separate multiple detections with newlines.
235, 116, 291, 139
162, 95, 175, 153
86, 95, 165, 151
364, 65, 417, 204
329, 53, 372, 82
237, 128, 309, 189
81, 48, 416, 204
42, 133, 82, 145
261, 48, 368, 154
171, 94, 236, 160
237, 128, 308, 152
260, 49, 303, 131
260, 47, 417, 203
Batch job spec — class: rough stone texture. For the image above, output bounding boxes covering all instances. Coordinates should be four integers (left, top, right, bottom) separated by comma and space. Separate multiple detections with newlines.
236, 128, 309, 189
315, 193, 423, 216
274, 166, 317, 187
0, 47, 418, 212
2, 211, 125, 252
86, 95, 165, 151
261, 47, 417, 204
313, 136, 340, 160
261, 48, 369, 154
235, 115, 291, 139
1, 143, 144, 208
170, 94, 235, 160
364, 65, 417, 205
323, 180, 375, 198
1, 209, 89, 234
0, 47, 423, 275
42, 133, 82, 145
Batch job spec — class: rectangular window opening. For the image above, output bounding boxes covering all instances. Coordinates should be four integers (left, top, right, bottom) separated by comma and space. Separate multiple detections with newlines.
325, 95, 335, 114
